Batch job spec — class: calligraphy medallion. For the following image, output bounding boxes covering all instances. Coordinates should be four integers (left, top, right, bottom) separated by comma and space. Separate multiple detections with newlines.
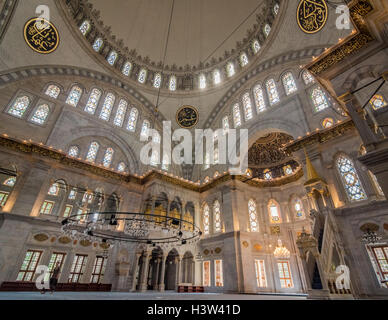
176, 106, 199, 128
24, 18, 59, 54
297, 0, 328, 34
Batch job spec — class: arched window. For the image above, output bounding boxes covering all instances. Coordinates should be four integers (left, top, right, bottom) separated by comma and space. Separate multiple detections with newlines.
337, 155, 367, 201
102, 148, 114, 168
48, 183, 59, 196
45, 85, 60, 99
253, 84, 266, 113
264, 24, 271, 37
79, 20, 91, 36
322, 117, 334, 128
126, 107, 138, 132
114, 99, 128, 127
99, 93, 115, 121
293, 198, 305, 218
66, 86, 82, 107
122, 62, 132, 76
233, 103, 242, 127
242, 92, 253, 121
30, 104, 49, 125
86, 142, 99, 162
213, 70, 221, 85
153, 73, 162, 88
268, 199, 281, 223
274, 3, 280, 15
240, 52, 249, 67
117, 162, 126, 172
252, 39, 261, 54
8, 96, 30, 117
107, 51, 118, 66
84, 88, 102, 114
93, 38, 103, 52
140, 120, 150, 139
138, 68, 147, 84
169, 75, 177, 91
263, 169, 272, 180
311, 87, 329, 112
202, 203, 210, 235
369, 94, 387, 110
3, 177, 16, 187
283, 165, 293, 175
222, 116, 229, 134
68, 146, 79, 158
213, 200, 222, 233
199, 74, 206, 89
282, 72, 297, 95
302, 70, 315, 85
266, 79, 280, 105
226, 62, 235, 77
248, 199, 258, 232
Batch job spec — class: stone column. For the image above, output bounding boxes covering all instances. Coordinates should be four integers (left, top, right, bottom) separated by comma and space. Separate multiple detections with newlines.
139, 252, 151, 292
131, 253, 142, 292
158, 255, 167, 291
175, 255, 182, 290
154, 257, 161, 290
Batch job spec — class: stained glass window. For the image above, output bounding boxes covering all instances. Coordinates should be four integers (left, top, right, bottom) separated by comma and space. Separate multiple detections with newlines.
169, 75, 177, 91
264, 169, 272, 180
203, 260, 211, 286
252, 39, 261, 54
45, 85, 60, 99
99, 93, 115, 121
255, 259, 267, 287
233, 103, 242, 128
311, 87, 329, 112
266, 79, 280, 105
268, 199, 281, 223
302, 70, 315, 85
274, 3, 280, 15
199, 74, 207, 89
369, 94, 387, 110
90, 256, 107, 284
68, 188, 77, 200
213, 69, 221, 85
8, 96, 30, 118
126, 107, 138, 132
79, 20, 91, 36
264, 24, 271, 37
240, 52, 249, 67
371, 246, 388, 287
84, 88, 101, 114
0, 191, 9, 206
226, 62, 235, 77
153, 73, 162, 88
282, 72, 297, 95
114, 99, 127, 127
63, 205, 73, 218
40, 200, 54, 215
93, 38, 103, 52
48, 183, 59, 196
68, 254, 88, 283
253, 84, 266, 113
215, 260, 224, 287
294, 198, 304, 218
337, 155, 367, 201
16, 250, 42, 282
3, 177, 16, 187
213, 200, 222, 233
117, 162, 126, 172
222, 116, 229, 134
202, 203, 210, 235
278, 261, 293, 288
283, 165, 293, 175
68, 146, 79, 158
140, 120, 150, 139
138, 68, 147, 84
122, 62, 132, 76
86, 141, 99, 162
45, 253, 65, 282
248, 199, 258, 232
107, 51, 118, 66
322, 118, 334, 128
66, 86, 82, 107
102, 148, 114, 168
30, 104, 49, 125
242, 92, 253, 121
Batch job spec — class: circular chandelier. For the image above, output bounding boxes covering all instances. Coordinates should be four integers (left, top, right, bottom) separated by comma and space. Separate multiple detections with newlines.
273, 239, 290, 259
361, 229, 382, 245
61, 211, 202, 247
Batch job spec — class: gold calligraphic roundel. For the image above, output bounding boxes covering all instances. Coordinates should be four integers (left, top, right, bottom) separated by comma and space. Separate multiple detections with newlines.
24, 18, 59, 54
176, 105, 199, 128
297, 0, 328, 34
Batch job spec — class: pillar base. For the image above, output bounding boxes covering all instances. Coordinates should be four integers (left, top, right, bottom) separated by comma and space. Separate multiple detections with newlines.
139, 283, 148, 292
158, 284, 165, 292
